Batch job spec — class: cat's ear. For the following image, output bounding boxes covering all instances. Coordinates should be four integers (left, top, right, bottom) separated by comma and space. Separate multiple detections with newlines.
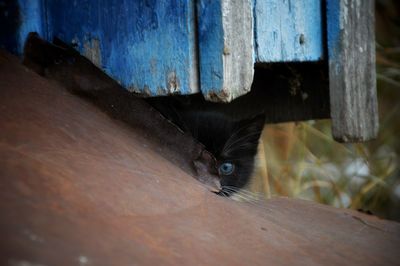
223, 114, 265, 156
237, 113, 266, 142
247, 114, 266, 130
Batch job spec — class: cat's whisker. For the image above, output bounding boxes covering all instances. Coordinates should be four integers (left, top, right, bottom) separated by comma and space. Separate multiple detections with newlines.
230, 191, 258, 203
229, 193, 271, 210
221, 188, 258, 201
194, 183, 272, 212
222, 188, 267, 206
223, 189, 255, 199
222, 186, 263, 198
217, 190, 230, 198
212, 186, 274, 212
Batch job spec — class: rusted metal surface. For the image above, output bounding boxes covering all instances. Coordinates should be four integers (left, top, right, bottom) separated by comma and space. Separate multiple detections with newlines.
21, 33, 211, 184
1, 51, 400, 266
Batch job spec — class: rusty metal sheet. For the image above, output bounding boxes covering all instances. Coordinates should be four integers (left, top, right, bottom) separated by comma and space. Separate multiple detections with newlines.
0, 50, 400, 266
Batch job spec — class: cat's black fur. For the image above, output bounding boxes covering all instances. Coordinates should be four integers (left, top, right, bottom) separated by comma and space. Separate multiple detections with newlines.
148, 97, 265, 196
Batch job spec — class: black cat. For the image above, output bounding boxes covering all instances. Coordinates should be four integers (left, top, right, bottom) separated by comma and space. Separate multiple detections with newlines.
148, 97, 265, 197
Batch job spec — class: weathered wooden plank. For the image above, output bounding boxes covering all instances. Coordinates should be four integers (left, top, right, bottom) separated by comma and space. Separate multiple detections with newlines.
327, 0, 379, 142
2, 0, 326, 102
254, 0, 324, 62
43, 0, 199, 96
197, 0, 254, 102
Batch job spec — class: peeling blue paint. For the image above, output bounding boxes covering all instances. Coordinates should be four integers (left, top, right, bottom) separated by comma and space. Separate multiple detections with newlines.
196, 0, 224, 97
254, 0, 324, 62
326, 0, 341, 60
45, 0, 198, 96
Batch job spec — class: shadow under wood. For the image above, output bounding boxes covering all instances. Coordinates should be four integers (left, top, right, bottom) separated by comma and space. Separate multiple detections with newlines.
0, 37, 398, 265
148, 62, 330, 125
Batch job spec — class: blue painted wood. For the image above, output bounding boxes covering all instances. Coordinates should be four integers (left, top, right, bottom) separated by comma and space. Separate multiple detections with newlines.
326, 0, 341, 71
254, 0, 324, 62
45, 0, 199, 96
196, 0, 224, 100
2, 0, 325, 100
197, 0, 254, 102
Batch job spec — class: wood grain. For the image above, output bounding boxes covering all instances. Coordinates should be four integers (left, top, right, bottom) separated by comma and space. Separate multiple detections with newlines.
327, 0, 379, 142
197, 0, 254, 102
254, 0, 324, 62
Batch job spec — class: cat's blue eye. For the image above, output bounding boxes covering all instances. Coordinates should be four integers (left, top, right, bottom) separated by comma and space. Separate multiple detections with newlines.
219, 162, 235, 175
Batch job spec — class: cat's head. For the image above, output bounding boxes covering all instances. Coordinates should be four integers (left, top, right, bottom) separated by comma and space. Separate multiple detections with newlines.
192, 113, 265, 196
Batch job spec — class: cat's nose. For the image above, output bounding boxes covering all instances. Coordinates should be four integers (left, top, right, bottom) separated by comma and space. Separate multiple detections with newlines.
201, 178, 221, 193
210, 179, 222, 193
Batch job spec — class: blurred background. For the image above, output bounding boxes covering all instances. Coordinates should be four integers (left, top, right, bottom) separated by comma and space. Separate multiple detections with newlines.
253, 0, 400, 221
